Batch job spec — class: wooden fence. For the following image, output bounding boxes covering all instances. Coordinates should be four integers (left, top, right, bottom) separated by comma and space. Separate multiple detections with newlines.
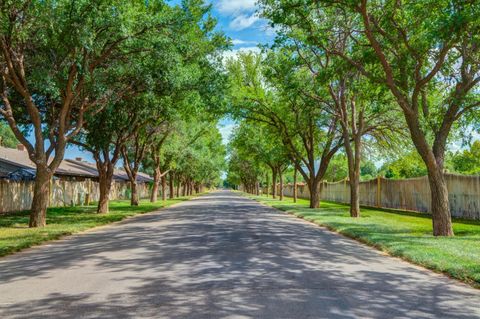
0, 179, 150, 214
272, 174, 480, 220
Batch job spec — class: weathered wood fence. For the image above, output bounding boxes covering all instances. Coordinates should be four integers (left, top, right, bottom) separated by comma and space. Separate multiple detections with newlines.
271, 174, 480, 220
0, 179, 150, 214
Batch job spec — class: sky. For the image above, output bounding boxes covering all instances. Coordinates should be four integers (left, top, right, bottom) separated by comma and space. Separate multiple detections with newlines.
205, 0, 274, 145
30, 0, 273, 163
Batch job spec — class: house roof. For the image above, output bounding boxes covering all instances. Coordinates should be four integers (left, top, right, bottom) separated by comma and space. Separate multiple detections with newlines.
0, 146, 153, 182
65, 159, 153, 183
0, 146, 97, 178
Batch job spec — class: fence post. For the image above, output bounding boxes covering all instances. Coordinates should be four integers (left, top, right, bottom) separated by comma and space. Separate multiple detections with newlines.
376, 176, 381, 207
0, 181, 3, 214
85, 179, 92, 206
49, 178, 52, 207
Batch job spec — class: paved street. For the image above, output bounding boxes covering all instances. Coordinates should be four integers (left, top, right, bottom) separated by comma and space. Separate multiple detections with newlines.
0, 190, 479, 318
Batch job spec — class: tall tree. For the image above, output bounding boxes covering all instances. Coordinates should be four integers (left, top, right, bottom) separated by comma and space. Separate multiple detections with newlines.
260, 0, 480, 235
229, 121, 289, 199
76, 0, 228, 210
227, 52, 343, 208
0, 0, 173, 227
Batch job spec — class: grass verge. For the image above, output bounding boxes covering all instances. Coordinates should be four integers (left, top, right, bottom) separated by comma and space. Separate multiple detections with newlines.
0, 195, 198, 257
246, 193, 480, 288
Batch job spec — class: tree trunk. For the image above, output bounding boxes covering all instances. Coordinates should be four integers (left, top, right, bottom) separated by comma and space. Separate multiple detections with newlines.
97, 171, 113, 214
176, 178, 180, 197
293, 168, 297, 203
345, 134, 362, 218
98, 190, 110, 214
405, 112, 454, 236
29, 167, 52, 228
161, 175, 167, 201
182, 182, 187, 196
256, 181, 260, 195
150, 168, 160, 202
349, 175, 360, 218
428, 167, 454, 236
308, 180, 321, 209
169, 172, 175, 199
279, 168, 284, 201
130, 180, 139, 206
265, 172, 269, 197
272, 168, 277, 199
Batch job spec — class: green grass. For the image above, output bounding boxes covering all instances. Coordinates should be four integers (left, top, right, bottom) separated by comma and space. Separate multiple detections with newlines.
0, 196, 197, 257
247, 193, 480, 288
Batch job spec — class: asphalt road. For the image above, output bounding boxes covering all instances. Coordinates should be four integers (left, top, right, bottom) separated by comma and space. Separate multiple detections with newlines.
0, 190, 479, 319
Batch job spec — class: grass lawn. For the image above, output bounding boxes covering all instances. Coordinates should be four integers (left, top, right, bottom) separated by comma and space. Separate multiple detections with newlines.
246, 193, 480, 288
0, 196, 196, 258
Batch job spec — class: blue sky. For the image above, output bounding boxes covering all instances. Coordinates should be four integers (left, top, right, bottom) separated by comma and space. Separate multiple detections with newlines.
206, 0, 275, 145
170, 0, 274, 53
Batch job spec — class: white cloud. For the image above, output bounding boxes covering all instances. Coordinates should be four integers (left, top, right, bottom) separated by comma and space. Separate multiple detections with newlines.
229, 14, 260, 31
232, 39, 257, 45
222, 46, 261, 62
217, 0, 257, 14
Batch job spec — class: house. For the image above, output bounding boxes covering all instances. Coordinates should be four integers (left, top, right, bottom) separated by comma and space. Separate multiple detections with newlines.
0, 145, 153, 213
65, 158, 153, 183
0, 145, 98, 181
0, 145, 153, 183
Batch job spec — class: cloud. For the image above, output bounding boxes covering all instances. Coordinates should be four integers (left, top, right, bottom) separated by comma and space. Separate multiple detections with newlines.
231, 39, 257, 45
222, 46, 261, 62
217, 0, 257, 15
215, 0, 261, 31
229, 14, 260, 31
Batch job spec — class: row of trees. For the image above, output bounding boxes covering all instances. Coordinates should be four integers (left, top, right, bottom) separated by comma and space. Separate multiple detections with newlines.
227, 0, 480, 236
0, 0, 227, 227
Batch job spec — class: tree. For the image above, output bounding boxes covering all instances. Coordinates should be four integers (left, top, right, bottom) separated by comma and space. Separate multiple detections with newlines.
227, 52, 343, 208
260, 0, 480, 235
330, 75, 400, 217
450, 141, 480, 175
74, 46, 160, 213
0, 0, 173, 227
123, 121, 168, 206
380, 152, 428, 179
276, 30, 401, 217
228, 120, 290, 199
360, 160, 378, 181
324, 154, 348, 182
227, 151, 259, 194
76, 0, 228, 210
149, 125, 173, 202
77, 98, 142, 213
174, 120, 226, 194
0, 122, 17, 147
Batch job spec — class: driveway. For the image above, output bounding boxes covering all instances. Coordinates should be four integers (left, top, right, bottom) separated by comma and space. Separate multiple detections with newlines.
0, 190, 479, 318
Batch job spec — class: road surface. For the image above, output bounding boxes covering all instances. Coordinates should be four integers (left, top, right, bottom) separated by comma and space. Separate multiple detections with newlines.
0, 190, 479, 318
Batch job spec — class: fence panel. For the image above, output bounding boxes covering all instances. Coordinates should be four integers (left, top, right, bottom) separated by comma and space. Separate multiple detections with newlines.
0, 179, 150, 214
261, 173, 480, 220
